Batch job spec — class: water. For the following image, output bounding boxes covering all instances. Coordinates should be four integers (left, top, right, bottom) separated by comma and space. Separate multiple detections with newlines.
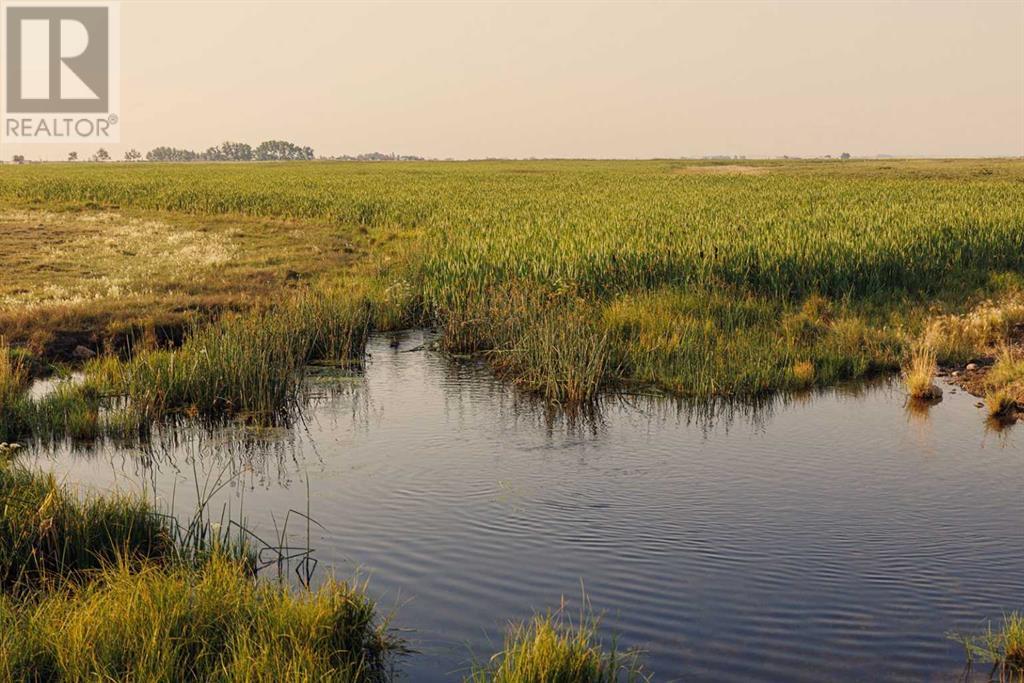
24, 332, 1024, 682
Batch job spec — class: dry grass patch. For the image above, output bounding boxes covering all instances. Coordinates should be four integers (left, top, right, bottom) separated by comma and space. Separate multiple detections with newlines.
0, 208, 376, 361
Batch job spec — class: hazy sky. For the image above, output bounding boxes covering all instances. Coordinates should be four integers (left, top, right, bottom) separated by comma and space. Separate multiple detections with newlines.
4, 0, 1023, 160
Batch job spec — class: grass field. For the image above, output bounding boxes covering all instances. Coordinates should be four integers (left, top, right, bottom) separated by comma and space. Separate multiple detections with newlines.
0, 158, 1022, 412
1, 158, 1022, 679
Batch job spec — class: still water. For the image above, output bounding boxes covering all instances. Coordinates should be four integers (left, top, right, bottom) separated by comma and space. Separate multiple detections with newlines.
25, 332, 1024, 682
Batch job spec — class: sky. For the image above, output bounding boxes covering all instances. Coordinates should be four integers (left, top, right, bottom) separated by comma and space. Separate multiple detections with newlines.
2, 0, 1023, 160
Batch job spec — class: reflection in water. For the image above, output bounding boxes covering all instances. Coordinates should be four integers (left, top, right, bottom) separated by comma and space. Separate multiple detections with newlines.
22, 331, 1024, 683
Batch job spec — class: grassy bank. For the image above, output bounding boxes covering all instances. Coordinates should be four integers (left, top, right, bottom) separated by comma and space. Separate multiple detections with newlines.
0, 454, 397, 681
1, 159, 1022, 405
0, 282, 372, 442
0, 555, 392, 682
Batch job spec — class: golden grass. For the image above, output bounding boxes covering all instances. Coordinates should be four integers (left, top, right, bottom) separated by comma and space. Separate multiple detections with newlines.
0, 455, 397, 681
926, 291, 1024, 364
902, 324, 939, 400
983, 348, 1024, 418
467, 608, 647, 683
0, 208, 375, 359
791, 361, 816, 387
955, 612, 1024, 681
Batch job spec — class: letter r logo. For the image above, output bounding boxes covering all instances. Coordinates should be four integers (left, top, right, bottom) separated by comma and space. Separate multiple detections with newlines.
5, 6, 109, 113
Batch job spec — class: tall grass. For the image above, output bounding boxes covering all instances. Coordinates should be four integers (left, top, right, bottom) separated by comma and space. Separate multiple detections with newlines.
953, 613, 1024, 682
468, 607, 647, 683
0, 460, 172, 592
0, 554, 395, 682
903, 328, 939, 400
606, 288, 901, 397
437, 286, 615, 403
0, 342, 30, 440
0, 283, 374, 443
983, 348, 1024, 418
82, 284, 373, 425
0, 455, 398, 681
927, 292, 1024, 364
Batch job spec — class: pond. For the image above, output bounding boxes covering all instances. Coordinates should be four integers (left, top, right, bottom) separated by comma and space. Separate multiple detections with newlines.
23, 331, 1024, 682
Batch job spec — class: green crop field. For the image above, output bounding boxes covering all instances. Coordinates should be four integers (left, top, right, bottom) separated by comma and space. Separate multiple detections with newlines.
1, 158, 1022, 410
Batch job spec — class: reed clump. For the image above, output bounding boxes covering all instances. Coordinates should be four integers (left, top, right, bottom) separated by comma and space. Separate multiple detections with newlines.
0, 554, 395, 682
0, 460, 172, 592
605, 288, 900, 397
89, 284, 373, 424
982, 348, 1024, 418
903, 325, 940, 400
954, 612, 1024, 681
467, 608, 647, 683
0, 455, 398, 681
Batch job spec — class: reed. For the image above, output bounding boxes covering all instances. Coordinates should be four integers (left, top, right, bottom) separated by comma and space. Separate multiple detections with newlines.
0, 456, 398, 681
954, 612, 1024, 682
467, 607, 647, 683
0, 553, 396, 682
903, 328, 939, 400
983, 348, 1024, 418
90, 284, 373, 424
0, 459, 173, 592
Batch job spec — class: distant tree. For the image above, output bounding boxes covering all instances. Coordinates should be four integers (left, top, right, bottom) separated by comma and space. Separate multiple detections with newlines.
254, 140, 315, 161
840, 152, 851, 160
92, 148, 110, 162
201, 146, 225, 161
219, 141, 253, 161
124, 148, 142, 162
67, 151, 78, 162
146, 146, 199, 162
12, 155, 24, 164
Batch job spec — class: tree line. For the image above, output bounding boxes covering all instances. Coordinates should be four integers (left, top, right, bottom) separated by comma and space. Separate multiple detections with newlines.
10, 141, 428, 163
145, 140, 315, 162
44, 140, 315, 163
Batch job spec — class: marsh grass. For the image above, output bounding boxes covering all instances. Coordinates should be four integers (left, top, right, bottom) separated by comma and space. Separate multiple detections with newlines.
953, 613, 1024, 682
0, 459, 173, 592
0, 455, 399, 681
0, 283, 374, 443
605, 288, 901, 397
0, 554, 396, 683
902, 325, 939, 400
928, 293, 1024, 364
0, 342, 30, 440
468, 606, 647, 683
434, 286, 616, 404
982, 348, 1024, 418
78, 284, 374, 427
